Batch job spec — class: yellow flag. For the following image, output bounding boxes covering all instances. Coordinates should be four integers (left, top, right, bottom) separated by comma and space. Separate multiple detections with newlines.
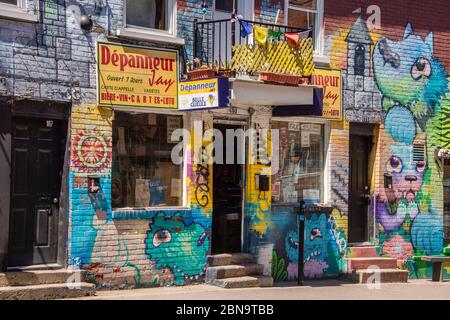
254, 25, 269, 45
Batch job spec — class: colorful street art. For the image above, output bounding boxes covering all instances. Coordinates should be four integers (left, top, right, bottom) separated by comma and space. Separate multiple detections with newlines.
373, 23, 448, 277
145, 213, 209, 285
68, 107, 212, 288
326, 14, 449, 279
71, 106, 113, 175
270, 208, 345, 281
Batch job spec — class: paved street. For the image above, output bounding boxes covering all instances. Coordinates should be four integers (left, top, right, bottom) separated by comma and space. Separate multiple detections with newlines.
70, 280, 450, 300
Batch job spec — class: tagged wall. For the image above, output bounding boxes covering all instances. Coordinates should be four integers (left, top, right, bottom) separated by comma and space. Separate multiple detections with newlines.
324, 0, 450, 278
68, 107, 213, 288
0, 0, 217, 287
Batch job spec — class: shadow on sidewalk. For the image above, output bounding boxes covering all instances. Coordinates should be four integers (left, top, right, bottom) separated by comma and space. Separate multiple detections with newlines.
272, 280, 349, 288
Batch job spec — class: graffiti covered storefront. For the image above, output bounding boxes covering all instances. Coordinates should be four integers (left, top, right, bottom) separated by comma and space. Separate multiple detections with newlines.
0, 0, 449, 292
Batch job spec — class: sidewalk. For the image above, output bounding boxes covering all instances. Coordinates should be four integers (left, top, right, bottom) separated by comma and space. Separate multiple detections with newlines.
70, 280, 450, 300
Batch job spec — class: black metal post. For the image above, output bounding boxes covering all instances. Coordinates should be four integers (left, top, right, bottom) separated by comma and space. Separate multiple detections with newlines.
193, 19, 198, 61
298, 200, 306, 286
231, 13, 236, 61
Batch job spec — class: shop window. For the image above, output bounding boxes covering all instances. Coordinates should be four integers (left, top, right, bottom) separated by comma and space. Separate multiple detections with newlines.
112, 112, 183, 209
287, 0, 323, 51
272, 121, 324, 205
125, 0, 171, 31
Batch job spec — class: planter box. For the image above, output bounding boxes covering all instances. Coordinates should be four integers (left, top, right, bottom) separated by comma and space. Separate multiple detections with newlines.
216, 70, 234, 78
188, 68, 216, 80
259, 72, 309, 86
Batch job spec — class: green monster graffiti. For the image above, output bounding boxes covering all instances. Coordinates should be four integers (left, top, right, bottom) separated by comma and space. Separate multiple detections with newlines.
145, 213, 209, 285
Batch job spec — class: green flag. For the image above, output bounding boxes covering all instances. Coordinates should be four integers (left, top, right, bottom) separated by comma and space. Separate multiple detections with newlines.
268, 29, 284, 41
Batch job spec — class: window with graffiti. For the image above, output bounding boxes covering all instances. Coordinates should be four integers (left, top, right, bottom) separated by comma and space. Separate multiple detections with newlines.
111, 111, 183, 208
272, 120, 324, 205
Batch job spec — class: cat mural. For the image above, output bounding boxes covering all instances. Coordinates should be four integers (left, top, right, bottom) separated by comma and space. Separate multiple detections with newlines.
373, 23, 448, 142
145, 213, 209, 285
376, 143, 424, 233
373, 23, 448, 267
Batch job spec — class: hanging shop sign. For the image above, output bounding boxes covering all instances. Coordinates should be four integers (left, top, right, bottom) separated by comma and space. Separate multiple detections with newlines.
311, 68, 342, 120
97, 42, 178, 109
178, 77, 229, 111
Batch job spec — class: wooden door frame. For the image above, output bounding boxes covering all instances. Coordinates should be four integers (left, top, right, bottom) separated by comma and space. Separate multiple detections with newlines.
211, 119, 247, 254
348, 123, 375, 244
7, 100, 70, 269
0, 98, 12, 271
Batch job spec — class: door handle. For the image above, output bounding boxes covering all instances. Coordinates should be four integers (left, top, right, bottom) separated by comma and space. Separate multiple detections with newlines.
361, 194, 372, 205
53, 198, 59, 204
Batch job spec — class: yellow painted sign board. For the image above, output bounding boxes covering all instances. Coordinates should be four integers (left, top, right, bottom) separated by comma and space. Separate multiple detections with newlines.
97, 42, 178, 109
311, 68, 342, 120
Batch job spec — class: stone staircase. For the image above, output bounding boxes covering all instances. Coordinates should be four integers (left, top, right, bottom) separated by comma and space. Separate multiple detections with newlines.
0, 269, 95, 300
340, 246, 409, 283
205, 253, 273, 288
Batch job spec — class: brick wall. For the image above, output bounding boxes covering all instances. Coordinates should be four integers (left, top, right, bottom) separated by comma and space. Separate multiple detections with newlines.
0, 0, 216, 287
323, 0, 450, 278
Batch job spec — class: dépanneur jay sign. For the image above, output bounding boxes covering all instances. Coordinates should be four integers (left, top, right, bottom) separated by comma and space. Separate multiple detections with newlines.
97, 42, 179, 109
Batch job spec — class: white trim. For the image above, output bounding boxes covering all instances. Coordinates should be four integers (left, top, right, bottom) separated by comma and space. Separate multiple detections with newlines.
271, 116, 330, 204
271, 116, 329, 124
285, 0, 325, 57
0, 1, 38, 23
116, 27, 185, 45
241, 0, 254, 20
120, 0, 184, 45
314, 54, 330, 65
323, 120, 331, 204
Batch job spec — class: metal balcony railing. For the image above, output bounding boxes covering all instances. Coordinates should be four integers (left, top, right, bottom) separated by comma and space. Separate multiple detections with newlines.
193, 17, 312, 71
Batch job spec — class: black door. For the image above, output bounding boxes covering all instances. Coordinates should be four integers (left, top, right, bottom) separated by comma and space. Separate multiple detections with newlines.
212, 124, 244, 254
8, 117, 65, 267
349, 134, 371, 243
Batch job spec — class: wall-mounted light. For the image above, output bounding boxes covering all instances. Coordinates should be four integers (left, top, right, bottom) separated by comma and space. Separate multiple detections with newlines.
80, 15, 93, 31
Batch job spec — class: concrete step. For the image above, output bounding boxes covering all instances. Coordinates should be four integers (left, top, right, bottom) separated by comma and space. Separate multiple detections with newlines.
346, 257, 398, 270
0, 270, 88, 287
207, 253, 255, 267
208, 275, 273, 289
205, 264, 264, 280
340, 268, 409, 284
0, 282, 96, 300
347, 246, 379, 258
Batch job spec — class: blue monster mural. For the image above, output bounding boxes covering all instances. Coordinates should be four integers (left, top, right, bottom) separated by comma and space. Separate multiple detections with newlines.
145, 213, 209, 285
303, 214, 332, 278
283, 213, 340, 279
